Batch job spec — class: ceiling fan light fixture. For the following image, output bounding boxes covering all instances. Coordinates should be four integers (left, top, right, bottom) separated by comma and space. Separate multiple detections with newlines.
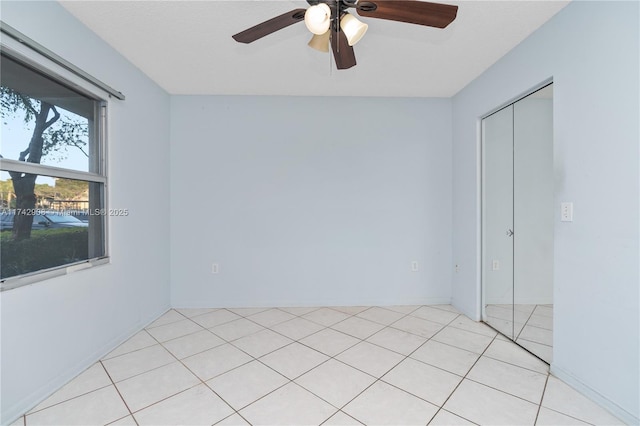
232, 1, 459, 69
340, 13, 368, 46
304, 4, 331, 35
308, 30, 330, 52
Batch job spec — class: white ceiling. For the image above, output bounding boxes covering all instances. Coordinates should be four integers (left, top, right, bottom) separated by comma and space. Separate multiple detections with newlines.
59, 0, 569, 97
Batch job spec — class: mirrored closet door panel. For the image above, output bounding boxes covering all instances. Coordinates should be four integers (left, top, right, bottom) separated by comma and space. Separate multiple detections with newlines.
512, 85, 554, 362
482, 105, 515, 340
482, 84, 554, 363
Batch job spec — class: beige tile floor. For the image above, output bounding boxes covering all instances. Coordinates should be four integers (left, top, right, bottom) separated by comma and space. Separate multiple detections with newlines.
13, 305, 623, 425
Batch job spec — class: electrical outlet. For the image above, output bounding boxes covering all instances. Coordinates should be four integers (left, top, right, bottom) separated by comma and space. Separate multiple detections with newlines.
411, 261, 419, 272
561, 202, 573, 222
455, 264, 460, 273
492, 260, 500, 271
211, 263, 219, 274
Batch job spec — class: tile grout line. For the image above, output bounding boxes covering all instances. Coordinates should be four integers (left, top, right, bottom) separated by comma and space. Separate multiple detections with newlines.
228, 305, 501, 423
187, 308, 249, 333
430, 408, 480, 426
518, 323, 554, 334
23, 362, 129, 420
98, 359, 139, 426
516, 336, 553, 348
101, 329, 158, 361
208, 305, 443, 358
327, 311, 466, 424
193, 306, 354, 421
393, 312, 473, 424
218, 307, 377, 419
515, 303, 541, 340
534, 376, 599, 426
122, 313, 246, 423
224, 306, 374, 360
21, 382, 115, 418
156, 309, 259, 360
145, 308, 193, 329
482, 315, 552, 366
426, 331, 499, 424
534, 373, 551, 425
150, 316, 247, 422
539, 406, 598, 426
212, 411, 253, 426
521, 320, 554, 332
216, 306, 420, 423
318, 410, 362, 426
480, 353, 549, 376
200, 307, 362, 422
462, 376, 549, 407
428, 329, 557, 423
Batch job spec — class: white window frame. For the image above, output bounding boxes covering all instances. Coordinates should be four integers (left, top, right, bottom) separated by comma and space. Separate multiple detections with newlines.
0, 23, 121, 291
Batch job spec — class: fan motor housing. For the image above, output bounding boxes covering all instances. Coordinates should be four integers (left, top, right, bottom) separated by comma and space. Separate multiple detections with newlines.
307, 0, 377, 15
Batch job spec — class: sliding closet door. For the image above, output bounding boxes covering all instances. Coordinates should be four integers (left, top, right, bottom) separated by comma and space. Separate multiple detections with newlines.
513, 88, 554, 362
482, 105, 515, 340
483, 84, 554, 362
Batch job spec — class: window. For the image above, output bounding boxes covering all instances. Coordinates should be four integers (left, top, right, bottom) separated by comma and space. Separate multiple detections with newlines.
0, 51, 107, 286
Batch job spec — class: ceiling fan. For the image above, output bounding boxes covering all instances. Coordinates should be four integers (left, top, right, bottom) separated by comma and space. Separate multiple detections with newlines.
232, 0, 458, 70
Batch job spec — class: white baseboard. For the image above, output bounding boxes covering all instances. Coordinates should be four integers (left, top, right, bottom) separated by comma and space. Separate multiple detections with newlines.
171, 297, 452, 309
551, 364, 639, 425
485, 299, 554, 305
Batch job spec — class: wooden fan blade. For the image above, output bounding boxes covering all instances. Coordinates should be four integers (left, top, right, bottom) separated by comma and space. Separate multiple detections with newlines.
331, 27, 356, 70
357, 1, 458, 28
232, 9, 306, 43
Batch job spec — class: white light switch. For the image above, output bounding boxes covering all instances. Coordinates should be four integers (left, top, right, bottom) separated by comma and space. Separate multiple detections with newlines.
492, 260, 500, 271
561, 202, 573, 222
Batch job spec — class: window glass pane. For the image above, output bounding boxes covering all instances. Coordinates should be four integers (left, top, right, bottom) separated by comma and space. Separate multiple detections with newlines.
0, 48, 107, 286
0, 53, 99, 173
0, 172, 104, 279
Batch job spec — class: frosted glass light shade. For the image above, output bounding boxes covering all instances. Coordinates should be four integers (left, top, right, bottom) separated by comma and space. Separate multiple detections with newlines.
308, 30, 330, 52
340, 13, 368, 46
304, 4, 331, 35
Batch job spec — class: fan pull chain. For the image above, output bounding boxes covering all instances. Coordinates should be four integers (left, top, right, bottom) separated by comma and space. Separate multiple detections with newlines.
329, 30, 333, 75
329, 46, 333, 75
331, 8, 339, 75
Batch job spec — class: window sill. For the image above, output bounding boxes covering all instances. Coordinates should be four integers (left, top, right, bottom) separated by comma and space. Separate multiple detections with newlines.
0, 257, 110, 292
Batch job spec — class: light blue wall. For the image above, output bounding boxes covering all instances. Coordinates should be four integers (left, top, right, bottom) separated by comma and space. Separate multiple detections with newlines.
170, 96, 453, 308
0, 2, 172, 423
452, 1, 639, 422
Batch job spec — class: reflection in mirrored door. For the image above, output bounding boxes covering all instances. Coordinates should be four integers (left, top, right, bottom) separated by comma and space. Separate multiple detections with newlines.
482, 84, 554, 363
482, 105, 515, 340
512, 86, 554, 362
